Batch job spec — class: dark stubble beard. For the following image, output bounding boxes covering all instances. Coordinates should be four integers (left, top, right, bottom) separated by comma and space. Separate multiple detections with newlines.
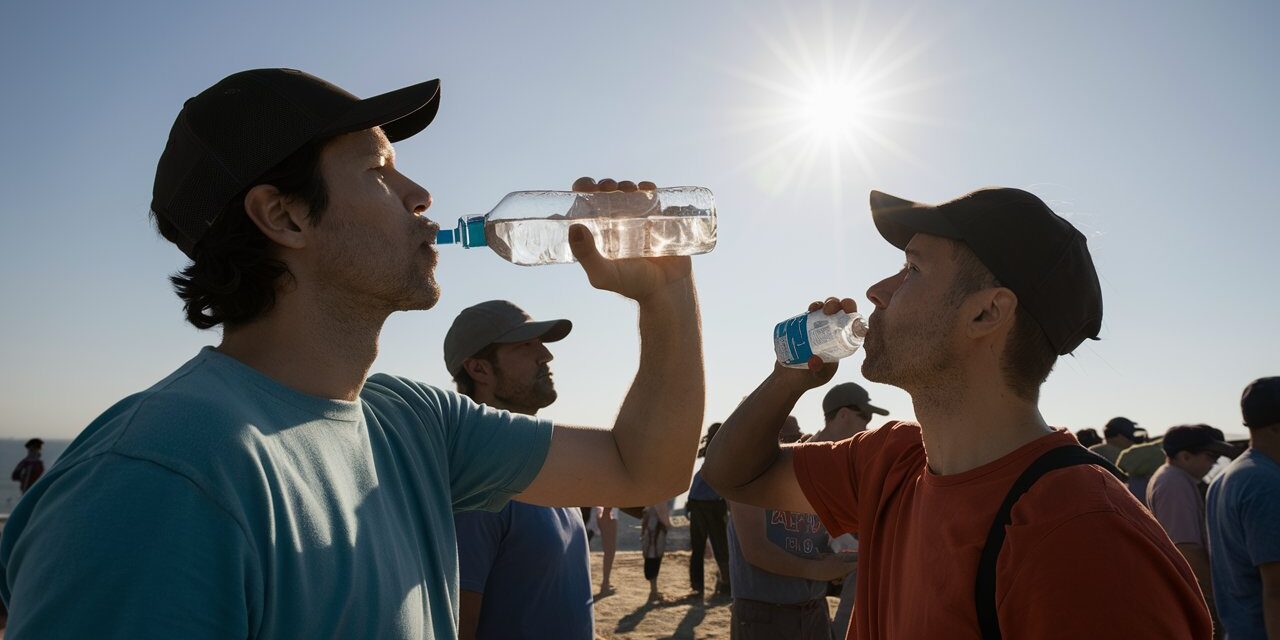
493, 367, 558, 415
862, 309, 961, 394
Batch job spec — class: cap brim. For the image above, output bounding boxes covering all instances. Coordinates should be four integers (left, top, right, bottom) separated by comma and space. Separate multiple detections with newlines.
1205, 441, 1243, 459
322, 78, 441, 143
864, 402, 890, 416
869, 190, 965, 251
493, 319, 573, 345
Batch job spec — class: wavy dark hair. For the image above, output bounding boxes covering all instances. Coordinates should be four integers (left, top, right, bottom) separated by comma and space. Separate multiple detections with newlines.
152, 138, 331, 330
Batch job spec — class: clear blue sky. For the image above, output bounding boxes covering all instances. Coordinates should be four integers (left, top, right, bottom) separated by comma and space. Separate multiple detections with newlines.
1, 0, 1276, 441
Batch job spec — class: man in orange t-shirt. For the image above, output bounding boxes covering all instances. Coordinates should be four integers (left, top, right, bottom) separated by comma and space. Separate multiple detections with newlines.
703, 188, 1212, 639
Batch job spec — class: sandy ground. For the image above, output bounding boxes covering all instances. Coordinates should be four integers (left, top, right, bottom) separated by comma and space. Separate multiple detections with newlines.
589, 511, 840, 639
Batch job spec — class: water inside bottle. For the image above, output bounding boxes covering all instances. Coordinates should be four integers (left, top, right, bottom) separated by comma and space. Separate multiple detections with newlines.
487, 216, 717, 266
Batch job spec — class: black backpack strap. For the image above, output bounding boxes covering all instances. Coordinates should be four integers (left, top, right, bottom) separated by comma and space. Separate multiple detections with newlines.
975, 446, 1126, 640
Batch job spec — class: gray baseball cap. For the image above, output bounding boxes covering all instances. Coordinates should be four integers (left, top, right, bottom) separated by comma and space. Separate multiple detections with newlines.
443, 300, 572, 377
822, 382, 889, 416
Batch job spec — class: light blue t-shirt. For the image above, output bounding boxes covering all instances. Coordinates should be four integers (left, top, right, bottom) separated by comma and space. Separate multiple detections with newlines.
455, 502, 591, 639
1207, 448, 1280, 640
0, 348, 553, 640
728, 509, 831, 604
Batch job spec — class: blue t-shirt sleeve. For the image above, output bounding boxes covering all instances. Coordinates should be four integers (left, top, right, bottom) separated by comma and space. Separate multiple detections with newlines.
1242, 472, 1280, 566
455, 505, 511, 593
435, 388, 553, 512
369, 375, 553, 512
1, 454, 258, 639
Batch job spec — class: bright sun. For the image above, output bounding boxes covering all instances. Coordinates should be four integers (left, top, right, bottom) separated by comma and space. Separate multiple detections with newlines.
795, 79, 870, 138
719, 2, 935, 201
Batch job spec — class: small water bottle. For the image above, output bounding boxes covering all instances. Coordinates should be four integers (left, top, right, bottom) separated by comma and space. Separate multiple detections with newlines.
435, 186, 716, 266
774, 310, 868, 369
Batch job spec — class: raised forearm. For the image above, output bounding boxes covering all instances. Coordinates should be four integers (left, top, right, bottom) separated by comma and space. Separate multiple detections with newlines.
703, 372, 803, 494
611, 277, 704, 503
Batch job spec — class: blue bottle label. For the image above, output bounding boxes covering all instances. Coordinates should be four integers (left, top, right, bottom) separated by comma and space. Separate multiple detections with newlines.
773, 314, 813, 366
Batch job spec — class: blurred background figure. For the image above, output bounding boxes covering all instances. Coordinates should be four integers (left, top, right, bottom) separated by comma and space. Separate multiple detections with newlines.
1089, 417, 1147, 464
686, 423, 731, 600
1074, 428, 1102, 449
11, 439, 44, 495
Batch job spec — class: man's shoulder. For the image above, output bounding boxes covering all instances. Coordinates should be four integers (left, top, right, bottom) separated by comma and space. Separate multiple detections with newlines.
1014, 459, 1152, 528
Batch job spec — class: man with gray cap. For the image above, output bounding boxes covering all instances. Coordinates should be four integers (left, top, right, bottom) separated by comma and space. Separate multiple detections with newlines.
705, 188, 1210, 638
444, 300, 591, 640
808, 381, 887, 639
0, 68, 705, 640
811, 382, 889, 444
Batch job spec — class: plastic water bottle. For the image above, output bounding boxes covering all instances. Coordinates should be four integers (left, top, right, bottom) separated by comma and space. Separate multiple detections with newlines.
774, 310, 868, 369
434, 186, 716, 266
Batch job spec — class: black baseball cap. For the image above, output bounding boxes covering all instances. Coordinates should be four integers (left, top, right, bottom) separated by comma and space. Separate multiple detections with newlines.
1161, 424, 1239, 458
1104, 417, 1146, 441
1242, 376, 1280, 428
152, 68, 442, 257
870, 188, 1103, 355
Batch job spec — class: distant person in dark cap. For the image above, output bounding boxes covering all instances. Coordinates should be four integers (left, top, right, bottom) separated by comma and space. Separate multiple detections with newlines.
445, 300, 592, 640
1207, 377, 1280, 639
705, 187, 1210, 638
810, 382, 889, 444
1089, 416, 1147, 464
10, 439, 44, 494
0, 68, 706, 640
1148, 425, 1241, 618
808, 381, 888, 639
1074, 428, 1102, 449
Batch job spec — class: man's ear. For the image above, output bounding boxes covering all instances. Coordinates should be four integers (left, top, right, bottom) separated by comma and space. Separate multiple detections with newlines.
967, 287, 1018, 340
462, 357, 496, 387
243, 184, 309, 250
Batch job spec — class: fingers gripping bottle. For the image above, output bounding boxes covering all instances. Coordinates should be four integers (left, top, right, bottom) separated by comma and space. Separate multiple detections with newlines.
774, 310, 869, 369
434, 186, 716, 266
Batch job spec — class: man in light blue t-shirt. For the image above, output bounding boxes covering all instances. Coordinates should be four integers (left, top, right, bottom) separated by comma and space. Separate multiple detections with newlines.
0, 69, 705, 640
445, 301, 591, 640
1207, 377, 1280, 640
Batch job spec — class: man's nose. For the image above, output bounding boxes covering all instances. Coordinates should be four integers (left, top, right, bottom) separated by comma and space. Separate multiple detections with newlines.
866, 272, 903, 309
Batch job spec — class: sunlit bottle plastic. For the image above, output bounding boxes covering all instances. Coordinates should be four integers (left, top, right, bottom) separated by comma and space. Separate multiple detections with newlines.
435, 186, 716, 266
774, 310, 868, 369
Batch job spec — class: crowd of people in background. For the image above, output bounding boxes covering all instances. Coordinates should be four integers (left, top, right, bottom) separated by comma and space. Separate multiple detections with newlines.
1, 65, 1276, 640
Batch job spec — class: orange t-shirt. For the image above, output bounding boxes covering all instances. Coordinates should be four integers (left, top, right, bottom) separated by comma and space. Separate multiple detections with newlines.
794, 422, 1212, 640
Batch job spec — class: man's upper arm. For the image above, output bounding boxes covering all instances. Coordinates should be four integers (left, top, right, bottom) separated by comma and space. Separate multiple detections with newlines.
999, 511, 1211, 639
715, 446, 814, 514
1261, 562, 1280, 592
2, 455, 256, 639
430, 385, 553, 512
791, 439, 861, 536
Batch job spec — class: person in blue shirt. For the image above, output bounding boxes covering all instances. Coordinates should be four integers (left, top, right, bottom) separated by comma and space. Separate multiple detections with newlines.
0, 69, 705, 640
1207, 377, 1280, 640
444, 300, 592, 640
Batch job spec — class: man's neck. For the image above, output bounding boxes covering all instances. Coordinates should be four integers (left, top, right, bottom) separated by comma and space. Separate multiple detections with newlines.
217, 286, 389, 401
1249, 430, 1280, 462
911, 375, 1051, 476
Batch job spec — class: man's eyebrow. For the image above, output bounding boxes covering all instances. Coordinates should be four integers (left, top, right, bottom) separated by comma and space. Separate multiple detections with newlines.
905, 248, 924, 261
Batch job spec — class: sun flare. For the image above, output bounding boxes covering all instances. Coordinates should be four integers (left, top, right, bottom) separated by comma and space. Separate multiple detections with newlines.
718, 2, 939, 202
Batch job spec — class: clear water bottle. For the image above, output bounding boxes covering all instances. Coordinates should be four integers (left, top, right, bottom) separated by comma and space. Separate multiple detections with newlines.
774, 310, 868, 369
435, 186, 716, 266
